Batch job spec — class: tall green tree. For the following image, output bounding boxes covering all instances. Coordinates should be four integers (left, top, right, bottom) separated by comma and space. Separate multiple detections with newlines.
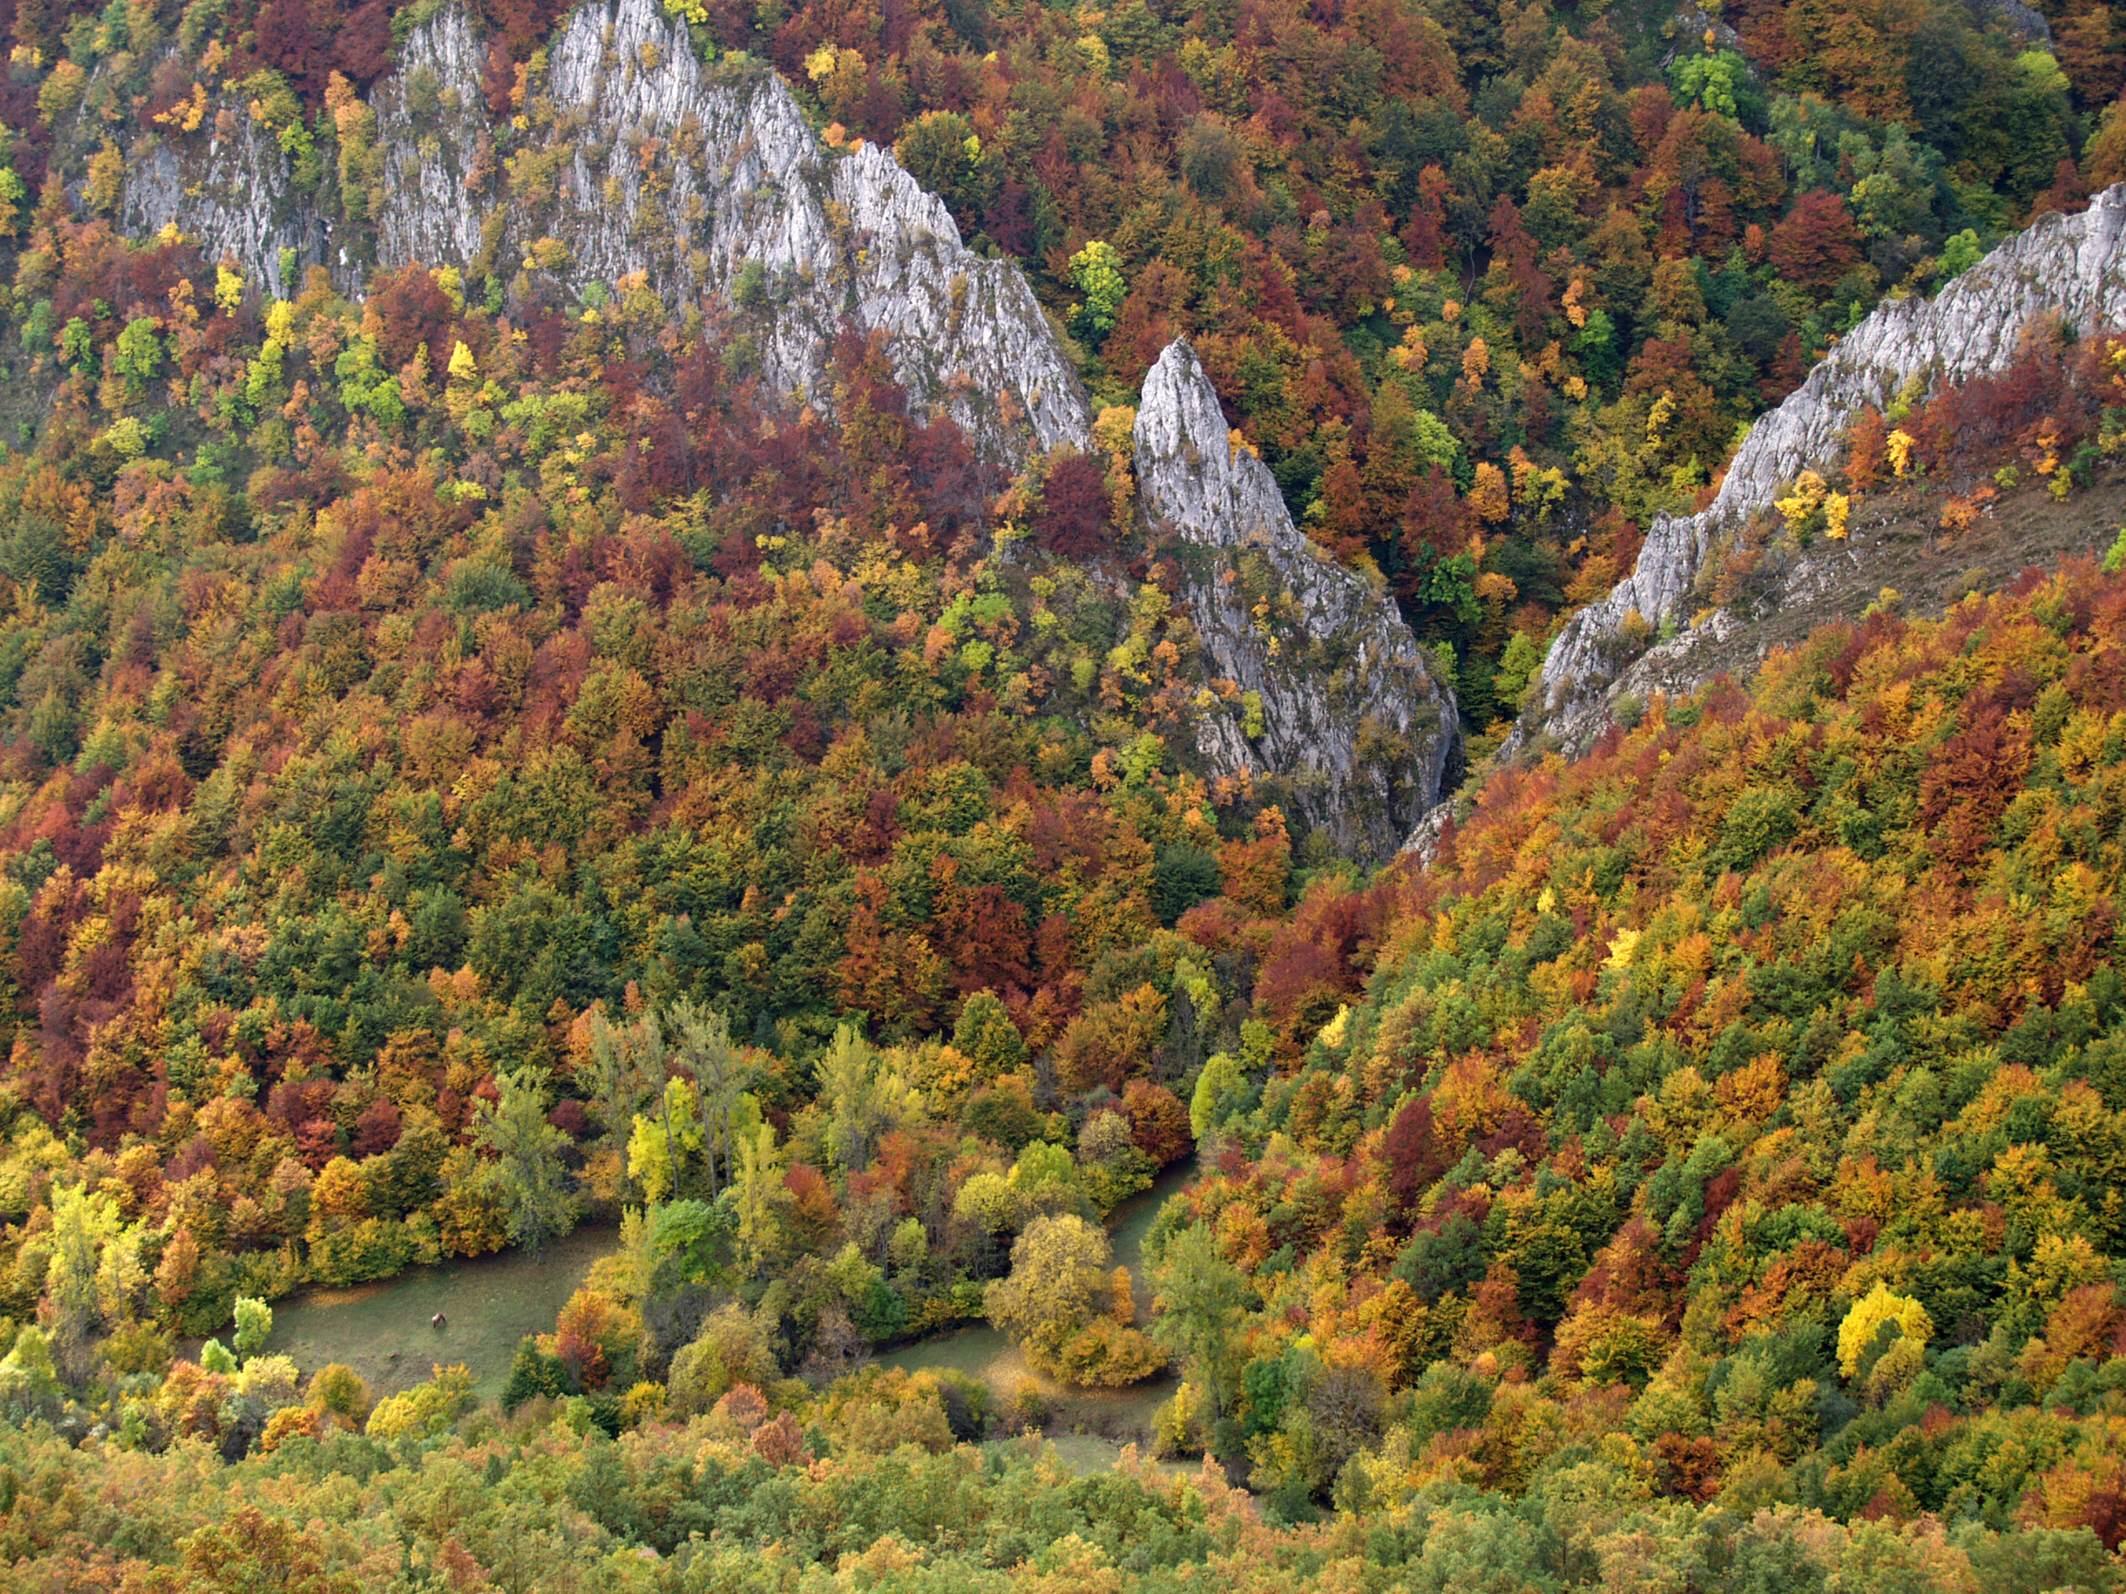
585, 1006, 668, 1159
817, 1023, 916, 1173
730, 1121, 791, 1274
984, 1215, 1110, 1349
42, 1183, 140, 1385
1148, 1223, 1248, 1417
629, 1075, 705, 1203
471, 1066, 579, 1250
669, 1000, 749, 1195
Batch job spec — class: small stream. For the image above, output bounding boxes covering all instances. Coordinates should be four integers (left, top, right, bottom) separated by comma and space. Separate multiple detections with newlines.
255, 1155, 1203, 1468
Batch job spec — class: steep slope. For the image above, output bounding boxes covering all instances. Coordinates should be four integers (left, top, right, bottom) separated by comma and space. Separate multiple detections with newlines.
1170, 557, 2126, 1539
122, 0, 1089, 463
1577, 464, 2126, 738
1134, 341, 1458, 862
116, 0, 1460, 860
1512, 184, 2126, 759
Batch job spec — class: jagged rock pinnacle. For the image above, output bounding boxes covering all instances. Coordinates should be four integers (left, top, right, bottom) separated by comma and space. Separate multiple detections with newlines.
1134, 340, 1459, 864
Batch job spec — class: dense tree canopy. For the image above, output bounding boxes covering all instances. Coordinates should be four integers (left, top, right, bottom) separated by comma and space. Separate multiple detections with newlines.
0, 0, 2123, 1585
1138, 554, 2126, 1536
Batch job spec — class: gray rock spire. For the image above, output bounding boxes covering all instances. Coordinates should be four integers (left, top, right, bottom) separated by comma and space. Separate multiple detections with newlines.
1133, 340, 1459, 863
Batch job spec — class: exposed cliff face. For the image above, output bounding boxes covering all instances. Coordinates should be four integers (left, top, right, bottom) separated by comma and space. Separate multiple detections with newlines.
1515, 184, 2126, 760
119, 113, 327, 292
122, 0, 1089, 463
1593, 463, 2126, 723
1134, 340, 1459, 863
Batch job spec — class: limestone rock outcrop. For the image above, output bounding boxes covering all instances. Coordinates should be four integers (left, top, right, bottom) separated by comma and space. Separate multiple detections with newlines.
124, 0, 1088, 462
120, 2, 1464, 857
1134, 341, 1459, 862
1515, 184, 2126, 759
119, 112, 326, 293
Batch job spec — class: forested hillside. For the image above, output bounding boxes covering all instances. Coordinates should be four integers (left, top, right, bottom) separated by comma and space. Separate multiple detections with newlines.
0, 0, 2121, 1586
1154, 558, 2126, 1530
11, 506, 2126, 1592
0, 220, 1288, 1350
0, 0, 2119, 729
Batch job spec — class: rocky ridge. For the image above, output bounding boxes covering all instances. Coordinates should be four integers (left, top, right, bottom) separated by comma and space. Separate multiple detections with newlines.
118, 0, 1461, 860
1134, 342, 1459, 862
124, 0, 1088, 462
1512, 184, 2126, 762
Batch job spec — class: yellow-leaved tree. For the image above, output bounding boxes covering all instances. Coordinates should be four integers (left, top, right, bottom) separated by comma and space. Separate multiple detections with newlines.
1837, 1281, 1932, 1379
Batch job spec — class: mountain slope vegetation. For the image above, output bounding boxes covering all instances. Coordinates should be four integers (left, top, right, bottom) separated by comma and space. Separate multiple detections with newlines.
0, 0, 2122, 1588
9, 507, 2126, 1592
3, 0, 2121, 729
1151, 558, 2126, 1532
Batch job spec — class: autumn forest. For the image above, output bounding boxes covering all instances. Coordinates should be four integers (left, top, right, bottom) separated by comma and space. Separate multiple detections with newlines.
0, 0, 2123, 1586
